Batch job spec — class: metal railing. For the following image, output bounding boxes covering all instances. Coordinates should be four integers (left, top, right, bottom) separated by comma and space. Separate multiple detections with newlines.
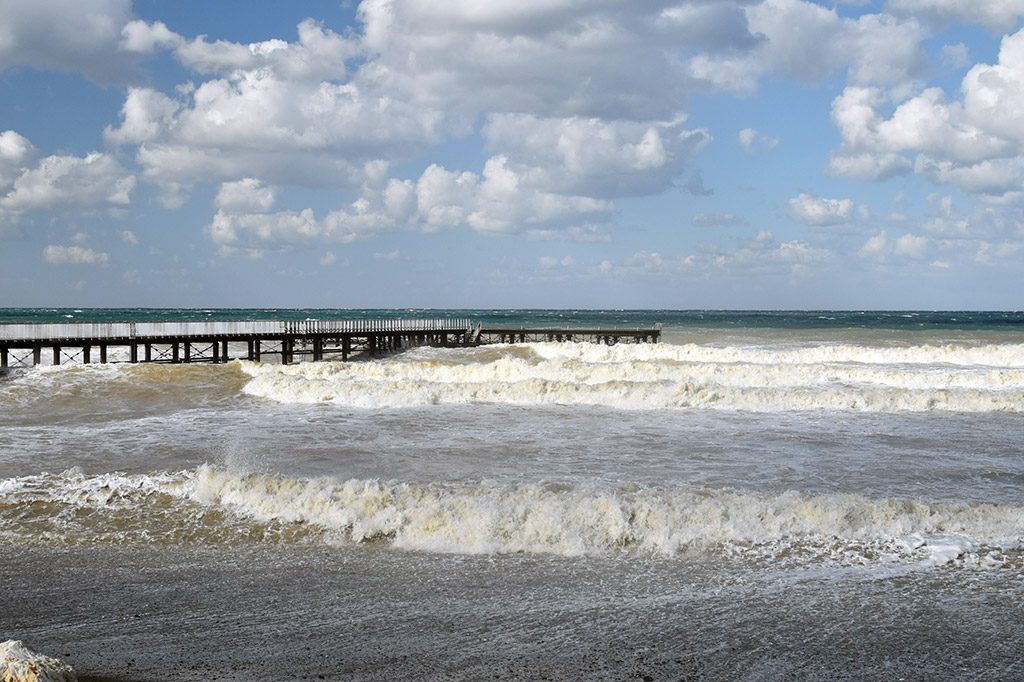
0, 318, 473, 341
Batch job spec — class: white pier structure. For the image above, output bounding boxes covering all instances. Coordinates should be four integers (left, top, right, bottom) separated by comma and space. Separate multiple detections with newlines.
0, 318, 474, 366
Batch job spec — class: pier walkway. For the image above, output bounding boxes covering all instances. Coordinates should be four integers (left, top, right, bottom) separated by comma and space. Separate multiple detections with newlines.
0, 318, 661, 367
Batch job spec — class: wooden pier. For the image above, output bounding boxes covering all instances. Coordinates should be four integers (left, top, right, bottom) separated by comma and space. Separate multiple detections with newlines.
0, 318, 661, 367
478, 325, 662, 346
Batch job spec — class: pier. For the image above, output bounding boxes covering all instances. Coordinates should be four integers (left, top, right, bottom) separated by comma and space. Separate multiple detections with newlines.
0, 318, 661, 367
477, 325, 662, 346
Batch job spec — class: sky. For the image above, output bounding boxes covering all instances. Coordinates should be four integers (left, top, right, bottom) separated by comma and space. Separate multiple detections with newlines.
1, 0, 1024, 310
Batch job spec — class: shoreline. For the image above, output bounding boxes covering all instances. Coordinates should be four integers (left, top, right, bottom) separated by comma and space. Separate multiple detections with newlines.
6, 545, 1024, 681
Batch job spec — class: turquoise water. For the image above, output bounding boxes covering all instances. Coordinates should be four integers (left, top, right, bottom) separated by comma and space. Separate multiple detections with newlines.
3, 307, 1023, 330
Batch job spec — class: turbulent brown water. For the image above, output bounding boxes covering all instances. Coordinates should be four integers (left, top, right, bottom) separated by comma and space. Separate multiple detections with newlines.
3, 310, 1024, 680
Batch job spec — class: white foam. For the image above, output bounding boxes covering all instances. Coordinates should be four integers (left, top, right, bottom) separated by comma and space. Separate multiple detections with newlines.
237, 341, 1024, 413
188, 466, 1024, 563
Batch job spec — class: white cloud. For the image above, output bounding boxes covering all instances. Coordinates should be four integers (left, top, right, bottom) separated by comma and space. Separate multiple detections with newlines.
942, 43, 970, 68
858, 230, 931, 259
0, 0, 139, 84
43, 244, 109, 264
214, 178, 279, 213
482, 114, 712, 198
119, 19, 182, 54
539, 255, 574, 268
0, 145, 136, 220
886, 0, 1024, 33
828, 27, 1024, 199
687, 0, 928, 93
373, 250, 400, 261
206, 154, 616, 252
121, 230, 139, 245
787, 193, 859, 226
894, 232, 930, 257
738, 128, 779, 153
0, 130, 37, 188
319, 251, 337, 265
693, 212, 750, 227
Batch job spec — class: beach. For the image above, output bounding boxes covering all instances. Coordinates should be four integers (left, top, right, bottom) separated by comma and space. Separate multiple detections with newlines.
3, 309, 1024, 680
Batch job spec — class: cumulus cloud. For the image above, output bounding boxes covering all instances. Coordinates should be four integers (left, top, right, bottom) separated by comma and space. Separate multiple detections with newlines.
0, 0, 139, 84
206, 155, 616, 250
885, 0, 1024, 33
0, 139, 136, 223
43, 244, 110, 264
482, 114, 712, 199
738, 128, 779, 153
693, 212, 750, 227
0, 130, 37, 188
687, 0, 928, 93
787, 193, 861, 226
829, 27, 1024, 200
612, 230, 829, 279
858, 230, 933, 259
214, 178, 279, 213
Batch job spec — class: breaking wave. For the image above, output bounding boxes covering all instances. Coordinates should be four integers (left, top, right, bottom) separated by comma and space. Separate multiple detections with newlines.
239, 341, 1024, 413
3, 465, 1022, 568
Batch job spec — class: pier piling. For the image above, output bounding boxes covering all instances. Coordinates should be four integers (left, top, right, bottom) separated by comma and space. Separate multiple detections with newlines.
0, 318, 660, 368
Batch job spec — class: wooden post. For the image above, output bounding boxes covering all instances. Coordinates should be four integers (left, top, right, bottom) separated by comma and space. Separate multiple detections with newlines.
83, 346, 91, 364
100, 344, 107, 363
222, 340, 229, 361
53, 346, 61, 365
212, 341, 220, 363
183, 343, 191, 363
342, 336, 350, 361
254, 340, 261, 362
172, 343, 180, 364
1, 348, 7, 368
33, 346, 41, 366
130, 342, 138, 363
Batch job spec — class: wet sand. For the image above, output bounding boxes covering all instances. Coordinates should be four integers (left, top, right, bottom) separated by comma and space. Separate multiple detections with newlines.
4, 545, 1024, 681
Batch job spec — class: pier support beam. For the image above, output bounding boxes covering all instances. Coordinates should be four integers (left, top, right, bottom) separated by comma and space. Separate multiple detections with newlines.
1, 348, 6, 368
83, 346, 91, 364
100, 344, 107, 363
130, 343, 138, 364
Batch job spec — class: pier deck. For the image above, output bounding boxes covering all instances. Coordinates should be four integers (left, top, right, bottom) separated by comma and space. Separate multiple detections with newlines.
478, 325, 661, 346
0, 318, 661, 367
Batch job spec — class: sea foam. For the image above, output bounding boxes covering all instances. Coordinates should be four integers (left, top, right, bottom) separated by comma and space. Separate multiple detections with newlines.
3, 465, 1022, 568
238, 341, 1024, 412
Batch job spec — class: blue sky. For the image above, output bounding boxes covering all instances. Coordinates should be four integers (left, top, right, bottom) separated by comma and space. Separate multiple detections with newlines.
2, 0, 1024, 309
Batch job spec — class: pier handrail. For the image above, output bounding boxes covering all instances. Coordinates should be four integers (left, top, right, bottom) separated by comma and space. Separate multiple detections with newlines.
0, 318, 473, 341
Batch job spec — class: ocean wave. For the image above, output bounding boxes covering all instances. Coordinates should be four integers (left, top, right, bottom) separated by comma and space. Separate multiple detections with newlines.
2, 466, 1021, 568
238, 341, 1024, 413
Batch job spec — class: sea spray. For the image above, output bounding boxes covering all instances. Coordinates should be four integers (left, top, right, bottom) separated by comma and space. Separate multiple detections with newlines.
3, 465, 1022, 567
237, 341, 1024, 412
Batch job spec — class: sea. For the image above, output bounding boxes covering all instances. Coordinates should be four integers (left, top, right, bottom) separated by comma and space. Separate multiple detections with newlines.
2, 309, 1024, 681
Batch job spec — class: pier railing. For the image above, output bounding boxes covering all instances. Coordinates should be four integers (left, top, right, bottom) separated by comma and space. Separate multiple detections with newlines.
0, 318, 473, 341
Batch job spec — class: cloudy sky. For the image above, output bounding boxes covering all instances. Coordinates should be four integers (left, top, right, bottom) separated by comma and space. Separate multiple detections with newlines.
2, 0, 1023, 309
